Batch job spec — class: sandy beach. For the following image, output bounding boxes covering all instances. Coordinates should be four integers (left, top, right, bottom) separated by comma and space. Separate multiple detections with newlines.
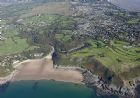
0, 47, 83, 85
11, 57, 83, 84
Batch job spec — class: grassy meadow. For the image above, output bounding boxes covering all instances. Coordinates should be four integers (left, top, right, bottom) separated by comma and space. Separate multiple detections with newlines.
20, 2, 71, 18
55, 39, 140, 84
0, 37, 29, 56
0, 0, 140, 86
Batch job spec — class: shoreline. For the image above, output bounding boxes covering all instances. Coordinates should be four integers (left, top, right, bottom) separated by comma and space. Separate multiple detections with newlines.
10, 77, 84, 85
11, 59, 83, 84
0, 47, 83, 85
0, 59, 39, 85
0, 47, 139, 98
0, 54, 84, 85
82, 70, 138, 98
0, 46, 84, 85
11, 62, 84, 84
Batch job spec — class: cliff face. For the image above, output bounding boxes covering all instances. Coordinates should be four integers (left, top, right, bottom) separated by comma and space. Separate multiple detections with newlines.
82, 70, 136, 98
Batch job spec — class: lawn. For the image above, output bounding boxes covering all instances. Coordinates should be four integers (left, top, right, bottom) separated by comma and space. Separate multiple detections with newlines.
0, 37, 29, 56
20, 14, 77, 30
69, 40, 140, 78
127, 18, 140, 24
55, 33, 72, 43
21, 14, 58, 26
0, 19, 7, 25
3, 26, 19, 37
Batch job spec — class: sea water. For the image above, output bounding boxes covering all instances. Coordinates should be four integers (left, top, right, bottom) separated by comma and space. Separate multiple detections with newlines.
0, 80, 118, 98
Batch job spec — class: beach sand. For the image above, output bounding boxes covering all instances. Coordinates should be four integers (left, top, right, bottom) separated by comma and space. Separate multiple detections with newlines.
11, 57, 83, 84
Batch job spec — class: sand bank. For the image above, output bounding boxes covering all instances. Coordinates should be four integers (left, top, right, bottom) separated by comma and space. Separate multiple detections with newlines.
0, 47, 83, 85
11, 57, 83, 84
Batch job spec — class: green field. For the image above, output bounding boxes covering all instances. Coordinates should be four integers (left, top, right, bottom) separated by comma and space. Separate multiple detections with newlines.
0, 19, 7, 25
0, 0, 140, 86
0, 23, 34, 56
0, 37, 29, 56
21, 14, 58, 26
127, 18, 140, 24
20, 2, 71, 18
73, 40, 139, 71
55, 39, 140, 82
55, 33, 72, 43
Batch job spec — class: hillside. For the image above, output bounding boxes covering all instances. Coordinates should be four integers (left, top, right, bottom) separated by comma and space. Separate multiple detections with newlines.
0, 0, 140, 95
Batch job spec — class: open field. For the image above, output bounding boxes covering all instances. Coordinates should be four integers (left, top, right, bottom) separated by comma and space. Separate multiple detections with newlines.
21, 2, 71, 18
0, 3, 37, 19
55, 33, 72, 43
20, 14, 76, 29
127, 18, 140, 24
73, 40, 140, 73
20, 14, 58, 25
55, 39, 140, 83
0, 37, 29, 56
0, 19, 6, 25
0, 0, 140, 87
0, 24, 32, 56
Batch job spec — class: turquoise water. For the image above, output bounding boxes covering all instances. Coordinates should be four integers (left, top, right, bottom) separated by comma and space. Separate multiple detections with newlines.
0, 80, 118, 98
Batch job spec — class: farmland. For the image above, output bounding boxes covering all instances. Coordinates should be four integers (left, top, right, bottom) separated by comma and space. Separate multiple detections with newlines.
0, 0, 140, 87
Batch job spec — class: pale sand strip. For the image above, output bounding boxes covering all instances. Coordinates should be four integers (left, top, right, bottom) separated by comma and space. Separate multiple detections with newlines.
0, 47, 83, 84
11, 58, 83, 84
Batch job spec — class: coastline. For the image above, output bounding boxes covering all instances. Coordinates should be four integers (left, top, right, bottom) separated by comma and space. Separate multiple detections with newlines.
0, 1, 140, 98
0, 47, 83, 85
82, 70, 137, 98
11, 59, 84, 84
0, 59, 38, 85
0, 47, 139, 98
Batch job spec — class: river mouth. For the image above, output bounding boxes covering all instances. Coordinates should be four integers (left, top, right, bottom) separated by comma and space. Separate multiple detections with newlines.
108, 0, 140, 12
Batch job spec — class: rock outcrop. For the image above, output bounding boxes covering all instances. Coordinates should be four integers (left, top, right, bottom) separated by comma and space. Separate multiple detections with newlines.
82, 70, 136, 98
